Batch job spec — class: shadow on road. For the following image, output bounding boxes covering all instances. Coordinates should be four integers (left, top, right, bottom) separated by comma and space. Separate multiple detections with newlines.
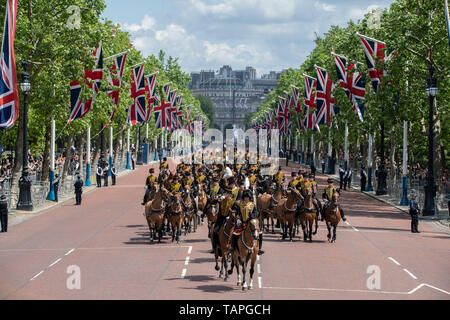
183, 284, 235, 293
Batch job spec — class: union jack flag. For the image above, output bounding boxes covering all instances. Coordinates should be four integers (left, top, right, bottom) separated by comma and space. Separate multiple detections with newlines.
333, 54, 365, 122
105, 52, 127, 127
163, 83, 171, 99
315, 67, 337, 128
277, 96, 290, 136
304, 76, 317, 110
69, 41, 103, 123
129, 64, 146, 125
291, 85, 302, 114
358, 33, 386, 93
154, 97, 171, 130
176, 105, 183, 129
0, 0, 18, 130
170, 95, 179, 130
304, 107, 320, 132
144, 71, 158, 122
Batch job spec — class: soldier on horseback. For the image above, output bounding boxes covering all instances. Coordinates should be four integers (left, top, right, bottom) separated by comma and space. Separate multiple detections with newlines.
309, 174, 323, 219
142, 168, 157, 205
230, 190, 264, 255
322, 178, 346, 221
211, 177, 236, 254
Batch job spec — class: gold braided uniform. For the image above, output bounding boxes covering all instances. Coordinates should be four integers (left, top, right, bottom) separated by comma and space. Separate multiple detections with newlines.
236, 200, 255, 222
231, 186, 239, 202
220, 197, 235, 217
209, 184, 220, 197
147, 175, 156, 185
160, 161, 168, 169
170, 183, 182, 193
324, 186, 337, 201
288, 178, 299, 188
301, 181, 312, 195
196, 174, 206, 184
183, 177, 194, 187
249, 175, 257, 186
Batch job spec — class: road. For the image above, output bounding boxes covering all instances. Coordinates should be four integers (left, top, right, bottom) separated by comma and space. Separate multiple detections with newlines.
1, 159, 449, 300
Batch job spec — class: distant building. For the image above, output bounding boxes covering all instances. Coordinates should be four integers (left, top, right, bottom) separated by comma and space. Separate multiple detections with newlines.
189, 65, 281, 132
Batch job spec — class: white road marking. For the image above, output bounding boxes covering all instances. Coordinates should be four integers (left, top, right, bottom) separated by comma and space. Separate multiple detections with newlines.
408, 283, 450, 295
388, 257, 401, 266
49, 258, 62, 268
30, 270, 44, 281
262, 286, 408, 295
188, 246, 192, 254
181, 268, 187, 278
65, 248, 75, 256
257, 255, 260, 261
258, 276, 262, 288
403, 268, 418, 280
257, 264, 261, 274
185, 257, 190, 265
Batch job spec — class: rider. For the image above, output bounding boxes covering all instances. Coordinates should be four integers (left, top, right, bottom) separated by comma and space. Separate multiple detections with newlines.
288, 172, 300, 189
142, 168, 157, 205
160, 157, 169, 173
322, 178, 346, 221
230, 189, 264, 255
211, 177, 236, 254
310, 174, 323, 219
182, 171, 198, 214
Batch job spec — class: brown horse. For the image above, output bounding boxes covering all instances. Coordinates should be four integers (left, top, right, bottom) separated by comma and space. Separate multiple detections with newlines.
257, 184, 284, 233
297, 185, 318, 242
275, 188, 302, 241
144, 186, 168, 243
196, 183, 207, 225
324, 191, 341, 243
214, 211, 237, 281
182, 187, 197, 234
205, 195, 219, 241
167, 192, 184, 243
228, 219, 261, 291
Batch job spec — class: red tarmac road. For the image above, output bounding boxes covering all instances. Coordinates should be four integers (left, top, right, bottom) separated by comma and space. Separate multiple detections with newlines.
0, 160, 449, 300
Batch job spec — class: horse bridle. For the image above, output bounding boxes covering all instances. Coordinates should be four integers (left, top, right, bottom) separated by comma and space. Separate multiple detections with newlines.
240, 220, 259, 251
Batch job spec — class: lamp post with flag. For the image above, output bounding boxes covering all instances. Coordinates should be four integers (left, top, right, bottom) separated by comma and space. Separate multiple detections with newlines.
17, 61, 33, 211
423, 65, 438, 216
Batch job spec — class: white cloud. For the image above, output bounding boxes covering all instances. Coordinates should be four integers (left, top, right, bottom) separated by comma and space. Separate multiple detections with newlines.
189, 0, 236, 18
121, 14, 156, 32
314, 1, 336, 12
349, 4, 381, 21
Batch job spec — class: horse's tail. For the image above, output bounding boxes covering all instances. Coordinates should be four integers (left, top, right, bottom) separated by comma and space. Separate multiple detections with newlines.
313, 214, 318, 235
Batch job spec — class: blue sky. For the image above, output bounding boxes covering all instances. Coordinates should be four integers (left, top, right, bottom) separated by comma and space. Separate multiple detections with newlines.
102, 0, 395, 77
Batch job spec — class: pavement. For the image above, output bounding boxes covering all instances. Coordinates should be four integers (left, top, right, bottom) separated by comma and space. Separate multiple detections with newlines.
0, 158, 449, 300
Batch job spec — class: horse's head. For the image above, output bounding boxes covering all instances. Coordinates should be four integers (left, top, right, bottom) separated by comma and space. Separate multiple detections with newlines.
288, 187, 302, 201
305, 185, 313, 198
247, 219, 260, 241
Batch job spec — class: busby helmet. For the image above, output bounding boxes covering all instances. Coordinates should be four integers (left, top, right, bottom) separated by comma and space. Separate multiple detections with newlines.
149, 168, 154, 173
327, 178, 334, 183
242, 189, 252, 200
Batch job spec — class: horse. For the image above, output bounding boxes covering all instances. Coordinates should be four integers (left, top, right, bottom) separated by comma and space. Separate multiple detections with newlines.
144, 186, 169, 243
196, 183, 207, 224
205, 195, 219, 239
274, 188, 303, 241
256, 184, 284, 234
297, 185, 319, 242
228, 218, 261, 291
167, 192, 184, 243
182, 187, 197, 234
324, 191, 341, 243
214, 211, 237, 281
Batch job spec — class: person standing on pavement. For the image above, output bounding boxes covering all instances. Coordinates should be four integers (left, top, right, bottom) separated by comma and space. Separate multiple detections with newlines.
310, 162, 316, 178
360, 166, 367, 192
103, 163, 109, 187
0, 194, 8, 232
111, 166, 117, 185
53, 174, 61, 202
96, 166, 103, 188
339, 165, 345, 189
285, 149, 289, 167
74, 174, 83, 205
131, 147, 136, 170
321, 158, 326, 174
346, 169, 352, 189
409, 193, 420, 233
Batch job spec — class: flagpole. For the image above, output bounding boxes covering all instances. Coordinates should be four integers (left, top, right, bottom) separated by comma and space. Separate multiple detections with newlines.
109, 126, 113, 176
366, 133, 374, 191
301, 137, 305, 164
46, 118, 56, 200
330, 51, 364, 66
400, 121, 409, 205
104, 50, 129, 61
326, 129, 332, 173
126, 127, 131, 169
356, 32, 386, 45
344, 121, 349, 170
310, 134, 314, 167
85, 126, 92, 186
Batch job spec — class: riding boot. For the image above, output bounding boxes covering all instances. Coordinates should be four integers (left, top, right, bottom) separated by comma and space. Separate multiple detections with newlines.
258, 233, 264, 255
340, 207, 346, 221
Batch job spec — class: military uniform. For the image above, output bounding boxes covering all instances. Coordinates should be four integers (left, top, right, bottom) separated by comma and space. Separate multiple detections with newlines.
142, 173, 157, 205
111, 167, 117, 185
322, 179, 346, 221
211, 182, 236, 253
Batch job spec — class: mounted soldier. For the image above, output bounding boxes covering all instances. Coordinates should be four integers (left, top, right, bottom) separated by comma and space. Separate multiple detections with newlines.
322, 178, 346, 221
142, 168, 157, 205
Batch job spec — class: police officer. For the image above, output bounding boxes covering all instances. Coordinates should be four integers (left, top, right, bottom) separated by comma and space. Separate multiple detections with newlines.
0, 194, 8, 232
103, 164, 109, 187
339, 165, 345, 190
111, 166, 117, 185
74, 174, 84, 205
409, 193, 420, 233
360, 166, 367, 192
321, 158, 326, 174
96, 166, 103, 188
53, 174, 61, 202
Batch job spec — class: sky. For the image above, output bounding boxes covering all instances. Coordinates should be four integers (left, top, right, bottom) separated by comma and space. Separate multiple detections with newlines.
102, 0, 395, 77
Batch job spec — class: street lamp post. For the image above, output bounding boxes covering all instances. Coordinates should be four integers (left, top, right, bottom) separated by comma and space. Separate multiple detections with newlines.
376, 107, 387, 195
423, 66, 438, 216
17, 61, 33, 211
137, 124, 143, 165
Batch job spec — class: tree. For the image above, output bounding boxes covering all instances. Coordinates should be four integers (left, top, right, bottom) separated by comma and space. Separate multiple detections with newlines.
196, 94, 214, 125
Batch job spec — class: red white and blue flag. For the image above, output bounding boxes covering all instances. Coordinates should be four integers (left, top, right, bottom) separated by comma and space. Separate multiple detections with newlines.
163, 83, 171, 99
105, 52, 127, 127
69, 41, 103, 123
315, 66, 337, 128
277, 96, 290, 136
144, 71, 158, 122
154, 97, 171, 130
333, 54, 365, 122
129, 63, 146, 125
304, 76, 317, 111
358, 33, 386, 93
0, 0, 18, 130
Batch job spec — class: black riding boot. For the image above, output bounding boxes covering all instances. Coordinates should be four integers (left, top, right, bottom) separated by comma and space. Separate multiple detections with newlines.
258, 233, 264, 255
